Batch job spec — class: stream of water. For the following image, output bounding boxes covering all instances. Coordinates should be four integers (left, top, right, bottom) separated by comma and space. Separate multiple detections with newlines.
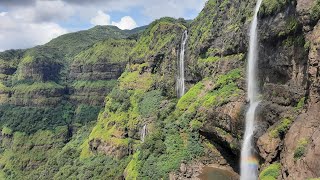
240, 0, 263, 179
177, 30, 188, 98
141, 124, 147, 142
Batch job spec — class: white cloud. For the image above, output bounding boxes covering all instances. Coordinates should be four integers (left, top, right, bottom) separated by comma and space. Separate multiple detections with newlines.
142, 0, 206, 19
0, 12, 67, 50
0, 12, 7, 16
90, 11, 137, 30
0, 0, 207, 50
111, 16, 137, 30
10, 1, 74, 23
90, 10, 111, 25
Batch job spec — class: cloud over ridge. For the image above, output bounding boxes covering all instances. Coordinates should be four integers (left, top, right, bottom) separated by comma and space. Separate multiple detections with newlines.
0, 0, 206, 51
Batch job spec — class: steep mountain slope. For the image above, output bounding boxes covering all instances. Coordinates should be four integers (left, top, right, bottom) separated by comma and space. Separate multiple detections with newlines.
0, 0, 319, 179
0, 25, 144, 133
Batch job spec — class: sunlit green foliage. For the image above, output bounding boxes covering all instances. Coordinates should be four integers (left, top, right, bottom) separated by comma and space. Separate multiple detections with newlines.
74, 39, 136, 64
12, 82, 64, 95
294, 138, 309, 160
130, 17, 186, 60
295, 97, 305, 111
278, 17, 299, 37
45, 25, 131, 59
259, 163, 281, 180
72, 80, 117, 91
270, 118, 292, 138
260, 0, 292, 16
139, 90, 163, 118
311, 0, 320, 22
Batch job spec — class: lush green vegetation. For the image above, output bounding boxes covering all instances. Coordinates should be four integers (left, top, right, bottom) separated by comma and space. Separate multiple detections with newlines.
0, 123, 130, 179
138, 90, 163, 118
44, 25, 131, 60
1, 0, 313, 178
0, 102, 101, 134
74, 39, 136, 64
260, 0, 292, 16
0, 82, 9, 93
295, 97, 305, 111
74, 104, 102, 124
0, 104, 72, 133
259, 163, 281, 180
119, 71, 153, 91
1, 126, 12, 136
311, 0, 320, 22
177, 68, 242, 113
294, 138, 309, 160
130, 17, 186, 60
270, 118, 292, 138
198, 56, 220, 64
12, 82, 64, 95
72, 80, 117, 91
278, 17, 299, 37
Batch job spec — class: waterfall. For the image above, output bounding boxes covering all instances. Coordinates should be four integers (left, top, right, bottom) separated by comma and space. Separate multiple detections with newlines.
141, 124, 147, 142
177, 30, 188, 98
240, 0, 262, 180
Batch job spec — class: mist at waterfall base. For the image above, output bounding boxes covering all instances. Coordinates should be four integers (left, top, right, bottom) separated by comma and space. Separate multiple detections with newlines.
177, 30, 188, 98
240, 0, 262, 180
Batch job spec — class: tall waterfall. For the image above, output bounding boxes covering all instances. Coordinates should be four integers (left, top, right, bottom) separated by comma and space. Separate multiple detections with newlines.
177, 30, 188, 98
240, 0, 262, 180
141, 124, 147, 142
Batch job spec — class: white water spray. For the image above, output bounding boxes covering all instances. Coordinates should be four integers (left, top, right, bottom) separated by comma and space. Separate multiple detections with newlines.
240, 0, 262, 180
177, 30, 188, 98
141, 124, 147, 142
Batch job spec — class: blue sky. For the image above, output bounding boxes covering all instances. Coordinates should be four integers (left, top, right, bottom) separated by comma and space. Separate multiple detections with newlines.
0, 0, 207, 51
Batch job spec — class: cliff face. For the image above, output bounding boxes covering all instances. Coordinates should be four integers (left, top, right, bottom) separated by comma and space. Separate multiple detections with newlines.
0, 0, 319, 179
0, 26, 142, 133
69, 39, 136, 106
82, 17, 189, 165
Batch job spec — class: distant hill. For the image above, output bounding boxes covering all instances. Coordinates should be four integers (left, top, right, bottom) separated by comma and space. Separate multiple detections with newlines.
44, 25, 147, 60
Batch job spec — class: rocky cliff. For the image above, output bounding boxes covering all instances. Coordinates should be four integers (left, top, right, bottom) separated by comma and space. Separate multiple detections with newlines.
0, 0, 319, 179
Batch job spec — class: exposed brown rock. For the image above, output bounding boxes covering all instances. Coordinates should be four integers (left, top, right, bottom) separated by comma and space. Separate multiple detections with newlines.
257, 133, 282, 163
281, 103, 320, 179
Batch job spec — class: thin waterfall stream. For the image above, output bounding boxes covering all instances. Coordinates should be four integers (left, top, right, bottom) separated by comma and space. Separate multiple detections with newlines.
240, 0, 262, 180
177, 30, 188, 98
141, 124, 147, 142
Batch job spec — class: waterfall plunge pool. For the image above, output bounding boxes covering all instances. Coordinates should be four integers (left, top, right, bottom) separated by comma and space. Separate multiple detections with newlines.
198, 166, 238, 180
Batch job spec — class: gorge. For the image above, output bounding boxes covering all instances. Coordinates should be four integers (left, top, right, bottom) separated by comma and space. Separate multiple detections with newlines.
0, 0, 319, 180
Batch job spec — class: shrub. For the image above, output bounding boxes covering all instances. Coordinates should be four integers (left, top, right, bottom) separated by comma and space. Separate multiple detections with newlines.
138, 90, 163, 118
190, 120, 203, 131
270, 118, 292, 138
1, 126, 12, 136
72, 80, 117, 91
74, 39, 136, 64
74, 105, 102, 124
0, 102, 76, 134
12, 82, 64, 95
259, 163, 281, 180
260, 0, 291, 16
311, 0, 320, 22
295, 97, 305, 111
177, 82, 203, 111
215, 68, 242, 88
294, 138, 309, 160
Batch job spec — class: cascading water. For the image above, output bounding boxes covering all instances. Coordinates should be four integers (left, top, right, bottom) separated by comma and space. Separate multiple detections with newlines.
240, 0, 262, 180
177, 30, 188, 98
141, 124, 147, 142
